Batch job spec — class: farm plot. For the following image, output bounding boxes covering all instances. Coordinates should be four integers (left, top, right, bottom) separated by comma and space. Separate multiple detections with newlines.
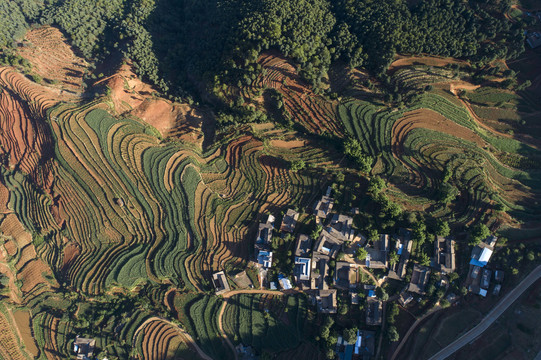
338, 100, 402, 177
183, 295, 233, 360
17, 26, 88, 94
245, 53, 343, 136
222, 293, 307, 354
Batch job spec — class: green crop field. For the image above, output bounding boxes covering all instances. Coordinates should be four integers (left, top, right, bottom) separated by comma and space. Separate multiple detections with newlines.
222, 294, 308, 353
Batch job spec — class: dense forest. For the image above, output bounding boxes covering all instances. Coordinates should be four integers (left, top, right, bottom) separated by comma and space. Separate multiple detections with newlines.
0, 0, 526, 100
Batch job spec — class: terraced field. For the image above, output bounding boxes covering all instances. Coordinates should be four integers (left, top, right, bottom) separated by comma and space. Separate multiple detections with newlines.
1, 23, 541, 360
222, 293, 308, 353
232, 53, 343, 136
337, 91, 541, 223
0, 48, 332, 357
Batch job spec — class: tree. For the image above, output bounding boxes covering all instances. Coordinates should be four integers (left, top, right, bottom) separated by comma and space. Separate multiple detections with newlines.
413, 221, 427, 246
448, 272, 459, 282
469, 223, 490, 246
376, 287, 388, 301
355, 247, 368, 261
344, 327, 358, 344
387, 303, 399, 324
290, 160, 306, 171
440, 299, 450, 308
437, 183, 459, 204
326, 349, 336, 360
417, 252, 430, 266
367, 176, 386, 194
311, 224, 323, 240
435, 219, 450, 237
389, 251, 399, 267
344, 138, 373, 172
388, 326, 399, 342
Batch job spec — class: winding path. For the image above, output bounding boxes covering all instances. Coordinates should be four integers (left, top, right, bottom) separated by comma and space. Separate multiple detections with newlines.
217, 300, 239, 360
428, 265, 541, 360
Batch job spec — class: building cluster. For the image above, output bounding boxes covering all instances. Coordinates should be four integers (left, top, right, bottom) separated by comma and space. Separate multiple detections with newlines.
466, 236, 504, 297
206, 186, 505, 360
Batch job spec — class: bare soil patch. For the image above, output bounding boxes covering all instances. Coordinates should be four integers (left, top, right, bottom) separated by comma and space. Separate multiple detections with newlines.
269, 139, 305, 149
0, 310, 27, 360
100, 63, 213, 146
392, 108, 487, 153
389, 55, 468, 72
12, 310, 39, 357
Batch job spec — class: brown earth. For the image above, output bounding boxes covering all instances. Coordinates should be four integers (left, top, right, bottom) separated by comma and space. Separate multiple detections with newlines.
0, 309, 28, 360
392, 108, 487, 151
11, 309, 39, 357
269, 139, 306, 149
0, 212, 56, 302
389, 55, 469, 72
250, 52, 342, 136
18, 26, 88, 95
97, 62, 212, 146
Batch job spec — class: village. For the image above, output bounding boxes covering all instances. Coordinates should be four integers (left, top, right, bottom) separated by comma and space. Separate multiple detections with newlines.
211, 187, 504, 360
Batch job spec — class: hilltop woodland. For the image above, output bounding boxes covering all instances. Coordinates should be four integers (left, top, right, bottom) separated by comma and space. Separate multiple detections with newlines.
0, 0, 541, 359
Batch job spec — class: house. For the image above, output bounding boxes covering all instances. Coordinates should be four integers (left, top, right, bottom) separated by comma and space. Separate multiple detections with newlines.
316, 289, 337, 313
388, 235, 413, 280
311, 253, 330, 290
294, 257, 311, 282
366, 297, 383, 325
334, 262, 357, 289
73, 336, 95, 360
485, 235, 498, 247
471, 266, 481, 279
408, 265, 431, 294
330, 214, 355, 241
278, 274, 293, 290
434, 236, 456, 274
481, 269, 492, 289
354, 330, 376, 359
470, 241, 494, 268
526, 32, 541, 48
280, 209, 299, 233
257, 250, 273, 269
399, 292, 414, 306
212, 271, 230, 295
255, 215, 275, 248
494, 270, 504, 283
365, 234, 389, 269
314, 195, 334, 221
335, 336, 354, 360
295, 234, 312, 257
314, 228, 345, 258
